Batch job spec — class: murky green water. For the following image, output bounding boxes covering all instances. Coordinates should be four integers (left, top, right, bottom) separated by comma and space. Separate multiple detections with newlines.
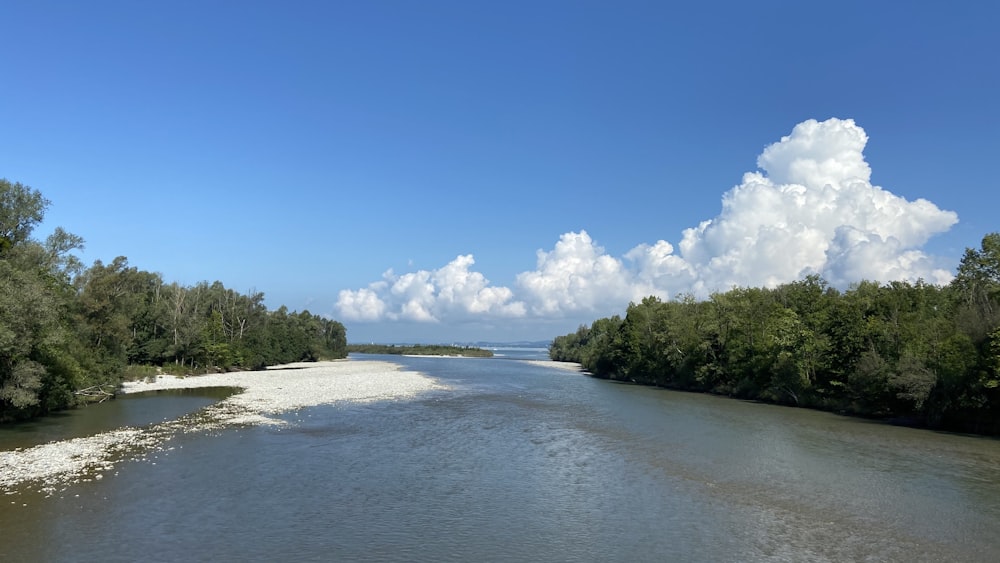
2, 355, 999, 562
0, 387, 236, 451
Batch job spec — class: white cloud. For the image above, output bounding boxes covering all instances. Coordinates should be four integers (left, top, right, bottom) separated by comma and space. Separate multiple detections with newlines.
336, 118, 958, 324
624, 240, 696, 293
515, 231, 662, 316
335, 255, 525, 323
671, 118, 957, 294
335, 285, 388, 322
432, 255, 525, 317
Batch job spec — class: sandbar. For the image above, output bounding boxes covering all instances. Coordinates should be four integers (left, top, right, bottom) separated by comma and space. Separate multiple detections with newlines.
521, 359, 587, 373
1, 359, 444, 495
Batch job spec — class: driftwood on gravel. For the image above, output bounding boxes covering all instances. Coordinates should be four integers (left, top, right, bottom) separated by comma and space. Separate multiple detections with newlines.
73, 384, 117, 403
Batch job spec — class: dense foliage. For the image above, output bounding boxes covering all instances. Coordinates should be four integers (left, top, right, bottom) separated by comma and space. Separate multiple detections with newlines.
551, 234, 1000, 434
347, 344, 493, 357
1, 179, 347, 421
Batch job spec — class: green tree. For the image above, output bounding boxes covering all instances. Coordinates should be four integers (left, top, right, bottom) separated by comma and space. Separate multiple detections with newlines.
953, 234, 1000, 311
2, 178, 352, 421
580, 315, 623, 377
0, 179, 88, 420
550, 325, 589, 362
952, 233, 1000, 343
0, 179, 49, 254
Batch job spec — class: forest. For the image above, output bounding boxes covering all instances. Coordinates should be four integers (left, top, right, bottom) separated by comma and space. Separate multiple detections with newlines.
1, 178, 347, 422
550, 233, 1000, 435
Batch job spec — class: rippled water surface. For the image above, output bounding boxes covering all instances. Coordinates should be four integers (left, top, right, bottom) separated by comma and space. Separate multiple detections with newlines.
3, 354, 1000, 562
0, 387, 235, 451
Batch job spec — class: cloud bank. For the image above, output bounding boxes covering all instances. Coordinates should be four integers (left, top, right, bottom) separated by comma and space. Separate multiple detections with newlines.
336, 118, 958, 323
336, 255, 526, 323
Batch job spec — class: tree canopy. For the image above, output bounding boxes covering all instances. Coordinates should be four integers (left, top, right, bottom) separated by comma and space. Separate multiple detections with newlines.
0, 179, 48, 253
551, 238, 1000, 435
1, 178, 348, 422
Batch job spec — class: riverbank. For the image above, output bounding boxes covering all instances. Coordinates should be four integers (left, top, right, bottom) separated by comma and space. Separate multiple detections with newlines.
119, 359, 446, 424
522, 359, 587, 373
1, 360, 445, 495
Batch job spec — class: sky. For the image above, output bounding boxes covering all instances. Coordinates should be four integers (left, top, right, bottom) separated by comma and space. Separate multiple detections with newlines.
2, 1, 998, 343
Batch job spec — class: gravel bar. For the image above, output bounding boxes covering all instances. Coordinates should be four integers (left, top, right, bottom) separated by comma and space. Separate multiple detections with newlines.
1, 359, 444, 495
521, 359, 587, 373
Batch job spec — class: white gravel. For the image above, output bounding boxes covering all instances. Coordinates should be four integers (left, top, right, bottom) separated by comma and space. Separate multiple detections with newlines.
1, 359, 444, 495
121, 359, 446, 425
521, 359, 587, 373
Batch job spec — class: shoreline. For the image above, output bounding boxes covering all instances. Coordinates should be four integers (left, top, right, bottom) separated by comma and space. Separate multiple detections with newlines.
521, 359, 587, 373
400, 354, 482, 358
2, 359, 445, 495
118, 359, 447, 425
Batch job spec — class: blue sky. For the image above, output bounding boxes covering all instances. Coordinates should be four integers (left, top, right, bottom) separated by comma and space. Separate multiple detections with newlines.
2, 1, 998, 343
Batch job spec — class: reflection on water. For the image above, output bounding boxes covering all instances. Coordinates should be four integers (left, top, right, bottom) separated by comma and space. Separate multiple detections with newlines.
488, 347, 551, 360
0, 387, 236, 451
2, 355, 1000, 562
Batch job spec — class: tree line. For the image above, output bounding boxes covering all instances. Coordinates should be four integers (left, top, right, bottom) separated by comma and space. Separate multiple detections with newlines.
1, 178, 347, 422
550, 233, 1000, 435
347, 344, 493, 357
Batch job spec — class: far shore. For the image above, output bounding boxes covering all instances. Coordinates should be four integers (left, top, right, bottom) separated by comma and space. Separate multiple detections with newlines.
399, 354, 482, 358
1, 359, 445, 495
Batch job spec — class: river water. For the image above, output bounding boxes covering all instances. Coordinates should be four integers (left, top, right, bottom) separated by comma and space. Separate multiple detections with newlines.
3, 351, 1000, 562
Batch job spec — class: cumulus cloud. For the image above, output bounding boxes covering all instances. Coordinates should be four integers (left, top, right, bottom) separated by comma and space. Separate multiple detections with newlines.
673, 118, 957, 291
336, 255, 526, 322
515, 231, 665, 316
335, 286, 388, 321
336, 118, 958, 323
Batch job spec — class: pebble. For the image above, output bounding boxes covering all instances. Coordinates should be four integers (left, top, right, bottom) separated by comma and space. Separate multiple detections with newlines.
0, 360, 444, 494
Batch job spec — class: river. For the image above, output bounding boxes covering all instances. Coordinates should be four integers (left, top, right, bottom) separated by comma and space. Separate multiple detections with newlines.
2, 351, 1000, 562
